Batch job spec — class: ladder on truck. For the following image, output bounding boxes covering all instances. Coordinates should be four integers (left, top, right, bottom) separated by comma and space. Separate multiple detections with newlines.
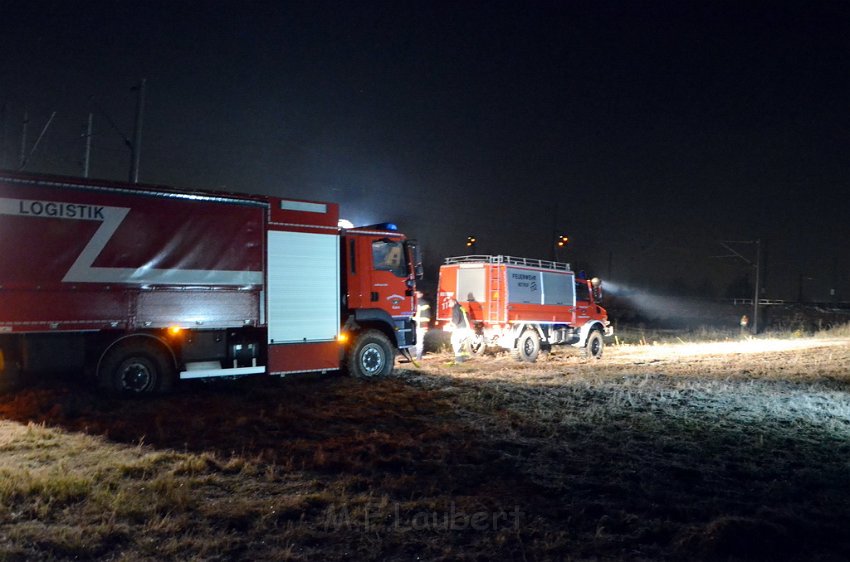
488, 264, 502, 323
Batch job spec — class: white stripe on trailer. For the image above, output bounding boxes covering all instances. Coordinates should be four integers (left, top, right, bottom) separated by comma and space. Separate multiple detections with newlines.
0, 197, 262, 286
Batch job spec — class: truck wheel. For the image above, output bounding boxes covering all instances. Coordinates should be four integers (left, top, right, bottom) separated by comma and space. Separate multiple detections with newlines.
512, 330, 540, 363
348, 330, 394, 378
585, 330, 604, 360
99, 340, 175, 396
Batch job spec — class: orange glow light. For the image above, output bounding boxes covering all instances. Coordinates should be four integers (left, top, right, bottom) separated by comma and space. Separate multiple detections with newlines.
338, 333, 349, 344
168, 326, 183, 336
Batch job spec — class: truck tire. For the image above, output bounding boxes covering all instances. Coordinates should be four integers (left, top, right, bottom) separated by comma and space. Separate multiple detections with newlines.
512, 329, 540, 363
98, 339, 175, 396
348, 330, 394, 378
585, 329, 604, 360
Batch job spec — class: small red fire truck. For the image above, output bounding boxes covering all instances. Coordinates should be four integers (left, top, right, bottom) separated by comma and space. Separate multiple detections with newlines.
0, 171, 422, 393
436, 255, 612, 361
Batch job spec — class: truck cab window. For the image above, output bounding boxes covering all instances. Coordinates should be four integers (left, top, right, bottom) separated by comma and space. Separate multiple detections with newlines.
372, 240, 407, 277
575, 280, 590, 302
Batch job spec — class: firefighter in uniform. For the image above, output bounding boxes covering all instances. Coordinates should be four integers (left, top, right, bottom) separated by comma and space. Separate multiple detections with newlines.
413, 291, 431, 360
449, 297, 471, 363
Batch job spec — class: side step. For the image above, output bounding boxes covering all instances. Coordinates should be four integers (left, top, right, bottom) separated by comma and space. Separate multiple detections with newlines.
179, 361, 266, 380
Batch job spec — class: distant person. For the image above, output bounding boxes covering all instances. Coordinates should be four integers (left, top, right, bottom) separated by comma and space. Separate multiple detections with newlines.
449, 296, 471, 363
413, 290, 431, 360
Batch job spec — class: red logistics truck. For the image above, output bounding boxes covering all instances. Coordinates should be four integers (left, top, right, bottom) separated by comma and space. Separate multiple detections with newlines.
436, 255, 612, 361
0, 171, 423, 394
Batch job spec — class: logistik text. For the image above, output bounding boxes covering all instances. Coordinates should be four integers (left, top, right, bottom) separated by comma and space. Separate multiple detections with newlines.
18, 200, 105, 220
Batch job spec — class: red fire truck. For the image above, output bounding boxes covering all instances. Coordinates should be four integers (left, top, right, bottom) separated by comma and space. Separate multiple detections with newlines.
0, 171, 422, 393
436, 255, 612, 361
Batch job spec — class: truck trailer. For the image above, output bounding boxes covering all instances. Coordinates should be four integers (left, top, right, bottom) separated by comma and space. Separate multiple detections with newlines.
436, 255, 612, 361
0, 171, 422, 393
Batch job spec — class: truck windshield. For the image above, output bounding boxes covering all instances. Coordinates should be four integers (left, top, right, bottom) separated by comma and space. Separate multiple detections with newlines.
372, 239, 407, 278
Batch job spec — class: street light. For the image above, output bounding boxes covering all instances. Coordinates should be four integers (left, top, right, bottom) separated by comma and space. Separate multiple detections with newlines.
555, 234, 569, 262
466, 235, 477, 252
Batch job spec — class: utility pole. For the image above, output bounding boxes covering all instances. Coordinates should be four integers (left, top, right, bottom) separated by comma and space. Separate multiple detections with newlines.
752, 239, 760, 334
19, 111, 56, 170
0, 102, 7, 168
716, 239, 762, 334
18, 111, 28, 169
19, 111, 57, 171
82, 113, 93, 177
831, 255, 838, 303
129, 78, 146, 183
549, 201, 559, 261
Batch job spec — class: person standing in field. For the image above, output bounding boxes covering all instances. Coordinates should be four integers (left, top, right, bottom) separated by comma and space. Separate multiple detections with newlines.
413, 290, 431, 360
449, 296, 471, 363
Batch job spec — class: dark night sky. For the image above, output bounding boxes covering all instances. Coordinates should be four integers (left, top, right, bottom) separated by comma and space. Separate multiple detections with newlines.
1, 0, 848, 301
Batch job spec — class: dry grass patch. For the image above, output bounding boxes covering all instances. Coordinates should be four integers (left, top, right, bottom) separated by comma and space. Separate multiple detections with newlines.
0, 335, 848, 560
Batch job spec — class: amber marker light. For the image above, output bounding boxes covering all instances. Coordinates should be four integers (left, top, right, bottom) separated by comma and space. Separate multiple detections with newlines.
337, 333, 349, 344
168, 326, 183, 336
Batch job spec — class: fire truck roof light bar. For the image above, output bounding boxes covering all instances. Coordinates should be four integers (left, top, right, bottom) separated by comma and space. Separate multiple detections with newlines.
444, 255, 571, 271
358, 222, 398, 231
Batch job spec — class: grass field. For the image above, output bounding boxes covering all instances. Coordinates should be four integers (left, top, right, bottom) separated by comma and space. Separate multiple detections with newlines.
1, 333, 849, 560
